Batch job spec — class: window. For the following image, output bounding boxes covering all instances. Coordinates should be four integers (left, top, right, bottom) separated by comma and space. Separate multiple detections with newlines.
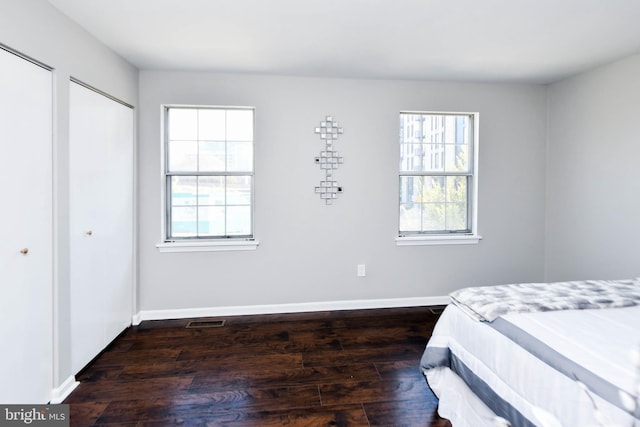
158, 106, 257, 252
397, 112, 480, 246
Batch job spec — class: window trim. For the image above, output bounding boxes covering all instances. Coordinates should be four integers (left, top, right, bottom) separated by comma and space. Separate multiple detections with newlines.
396, 110, 481, 246
156, 238, 258, 253
157, 104, 259, 252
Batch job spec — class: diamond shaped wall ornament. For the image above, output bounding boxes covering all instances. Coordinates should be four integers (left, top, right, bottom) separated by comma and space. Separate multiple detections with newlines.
314, 115, 344, 204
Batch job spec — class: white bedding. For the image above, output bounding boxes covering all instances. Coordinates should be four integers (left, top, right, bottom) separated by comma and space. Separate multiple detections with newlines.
422, 304, 640, 427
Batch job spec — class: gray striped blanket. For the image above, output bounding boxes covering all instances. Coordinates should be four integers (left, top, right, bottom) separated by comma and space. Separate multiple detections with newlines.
449, 279, 640, 322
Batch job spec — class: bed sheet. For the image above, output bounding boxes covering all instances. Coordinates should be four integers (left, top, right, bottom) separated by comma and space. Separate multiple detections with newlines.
421, 304, 640, 426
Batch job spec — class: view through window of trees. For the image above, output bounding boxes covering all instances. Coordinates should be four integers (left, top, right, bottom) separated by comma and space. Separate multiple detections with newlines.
399, 112, 474, 235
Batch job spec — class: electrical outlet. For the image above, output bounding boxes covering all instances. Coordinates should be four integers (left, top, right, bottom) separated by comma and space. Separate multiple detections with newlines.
357, 264, 366, 277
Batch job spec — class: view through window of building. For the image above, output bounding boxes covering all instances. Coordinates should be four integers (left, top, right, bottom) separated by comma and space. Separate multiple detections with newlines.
164, 106, 254, 240
399, 112, 475, 236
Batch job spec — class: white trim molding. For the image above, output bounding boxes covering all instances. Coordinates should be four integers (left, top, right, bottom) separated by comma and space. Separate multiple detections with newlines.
136, 296, 450, 321
156, 239, 259, 253
396, 234, 482, 246
50, 375, 79, 404
131, 312, 143, 326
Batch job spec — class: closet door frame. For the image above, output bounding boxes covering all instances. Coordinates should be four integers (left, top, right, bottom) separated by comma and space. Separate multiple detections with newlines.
69, 79, 135, 374
0, 45, 54, 404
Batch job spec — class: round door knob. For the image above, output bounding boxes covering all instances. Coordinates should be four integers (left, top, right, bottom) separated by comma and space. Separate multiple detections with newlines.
20, 248, 29, 255
86, 230, 93, 236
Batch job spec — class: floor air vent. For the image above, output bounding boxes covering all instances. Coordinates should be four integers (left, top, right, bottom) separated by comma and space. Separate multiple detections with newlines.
186, 320, 226, 328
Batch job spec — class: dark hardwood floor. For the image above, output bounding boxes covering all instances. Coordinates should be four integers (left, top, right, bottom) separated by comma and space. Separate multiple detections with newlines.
64, 306, 452, 426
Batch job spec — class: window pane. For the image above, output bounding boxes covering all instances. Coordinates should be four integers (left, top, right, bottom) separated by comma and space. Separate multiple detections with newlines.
171, 206, 197, 237
426, 144, 445, 171
422, 203, 446, 231
198, 109, 226, 140
400, 175, 469, 233
400, 113, 470, 174
399, 144, 411, 171
400, 176, 446, 211
198, 140, 225, 172
171, 176, 197, 206
446, 203, 467, 231
198, 206, 225, 236
198, 176, 225, 205
227, 176, 252, 205
400, 114, 425, 143
168, 140, 197, 171
226, 205, 251, 235
399, 176, 420, 206
169, 109, 198, 140
446, 176, 468, 203
226, 109, 253, 141
444, 144, 469, 172
399, 202, 421, 232
227, 140, 253, 172
423, 176, 445, 202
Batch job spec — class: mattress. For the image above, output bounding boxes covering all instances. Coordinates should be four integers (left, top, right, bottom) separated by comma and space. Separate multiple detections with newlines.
421, 303, 640, 427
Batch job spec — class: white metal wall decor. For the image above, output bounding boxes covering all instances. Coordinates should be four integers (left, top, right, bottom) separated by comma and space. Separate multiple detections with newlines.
314, 115, 344, 204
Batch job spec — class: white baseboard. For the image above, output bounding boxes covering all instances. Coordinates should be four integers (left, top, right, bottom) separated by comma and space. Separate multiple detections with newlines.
136, 296, 450, 322
131, 312, 143, 326
50, 375, 79, 404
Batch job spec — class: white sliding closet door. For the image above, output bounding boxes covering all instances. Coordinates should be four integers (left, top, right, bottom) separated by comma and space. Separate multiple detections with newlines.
70, 81, 133, 374
0, 48, 53, 403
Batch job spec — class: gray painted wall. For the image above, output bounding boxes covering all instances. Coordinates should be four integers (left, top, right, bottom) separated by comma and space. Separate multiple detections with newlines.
0, 0, 138, 392
139, 72, 548, 311
545, 54, 640, 281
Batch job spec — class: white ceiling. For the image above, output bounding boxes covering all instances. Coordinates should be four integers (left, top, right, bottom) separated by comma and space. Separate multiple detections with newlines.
47, 0, 640, 84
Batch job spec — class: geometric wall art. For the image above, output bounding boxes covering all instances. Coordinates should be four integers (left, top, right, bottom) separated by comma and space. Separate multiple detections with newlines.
314, 115, 344, 204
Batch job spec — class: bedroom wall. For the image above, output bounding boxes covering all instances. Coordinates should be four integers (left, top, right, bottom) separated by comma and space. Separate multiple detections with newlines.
0, 0, 138, 394
545, 53, 640, 281
138, 71, 548, 314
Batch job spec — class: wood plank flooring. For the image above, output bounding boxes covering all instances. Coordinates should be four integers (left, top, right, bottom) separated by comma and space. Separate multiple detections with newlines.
64, 306, 452, 426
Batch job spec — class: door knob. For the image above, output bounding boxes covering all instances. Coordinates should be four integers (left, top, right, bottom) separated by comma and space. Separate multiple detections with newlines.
20, 248, 29, 255
85, 230, 93, 236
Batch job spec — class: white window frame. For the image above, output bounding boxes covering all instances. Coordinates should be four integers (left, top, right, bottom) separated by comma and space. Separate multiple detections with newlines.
156, 105, 259, 253
396, 111, 481, 246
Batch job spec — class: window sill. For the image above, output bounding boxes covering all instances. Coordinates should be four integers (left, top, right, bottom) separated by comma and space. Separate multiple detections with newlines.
156, 239, 259, 253
396, 234, 482, 246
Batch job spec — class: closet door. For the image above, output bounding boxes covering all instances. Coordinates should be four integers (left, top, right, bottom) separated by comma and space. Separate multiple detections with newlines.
0, 48, 53, 403
69, 81, 133, 374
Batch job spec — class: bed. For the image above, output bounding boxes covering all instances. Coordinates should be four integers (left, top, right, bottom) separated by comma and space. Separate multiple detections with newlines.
420, 279, 640, 427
